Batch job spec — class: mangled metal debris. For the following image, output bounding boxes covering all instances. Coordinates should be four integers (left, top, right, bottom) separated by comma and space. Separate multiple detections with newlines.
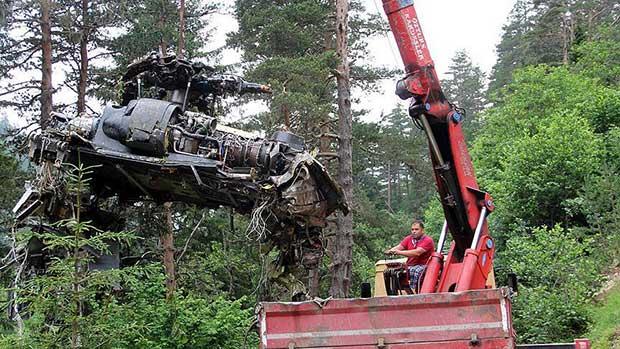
13, 53, 347, 279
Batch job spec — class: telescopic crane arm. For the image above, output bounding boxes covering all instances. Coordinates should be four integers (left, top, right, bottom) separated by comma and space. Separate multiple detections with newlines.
382, 0, 496, 292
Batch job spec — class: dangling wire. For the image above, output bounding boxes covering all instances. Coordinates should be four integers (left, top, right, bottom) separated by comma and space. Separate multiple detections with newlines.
245, 198, 274, 241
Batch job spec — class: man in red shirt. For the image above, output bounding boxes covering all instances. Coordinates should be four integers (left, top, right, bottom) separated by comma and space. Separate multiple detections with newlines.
386, 220, 435, 292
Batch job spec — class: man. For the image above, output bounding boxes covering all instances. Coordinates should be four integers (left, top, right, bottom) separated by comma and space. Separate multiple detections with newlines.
386, 220, 435, 292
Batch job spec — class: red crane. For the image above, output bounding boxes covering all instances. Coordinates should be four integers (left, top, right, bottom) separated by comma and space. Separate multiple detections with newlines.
382, 0, 495, 294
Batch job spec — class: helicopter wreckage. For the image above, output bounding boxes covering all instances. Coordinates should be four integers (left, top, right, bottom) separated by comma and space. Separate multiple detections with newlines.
11, 54, 348, 287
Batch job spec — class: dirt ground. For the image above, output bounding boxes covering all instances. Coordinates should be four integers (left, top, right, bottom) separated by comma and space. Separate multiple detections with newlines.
595, 266, 620, 301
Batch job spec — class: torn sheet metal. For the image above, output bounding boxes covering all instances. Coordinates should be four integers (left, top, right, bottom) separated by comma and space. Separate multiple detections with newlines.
15, 53, 347, 274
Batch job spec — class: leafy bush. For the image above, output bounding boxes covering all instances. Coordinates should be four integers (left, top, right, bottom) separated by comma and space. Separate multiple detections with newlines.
502, 225, 599, 343
472, 66, 614, 236
492, 110, 602, 228
1, 264, 257, 349
102, 267, 256, 349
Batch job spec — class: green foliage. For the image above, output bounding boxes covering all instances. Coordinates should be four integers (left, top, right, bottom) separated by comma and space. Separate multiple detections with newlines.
573, 25, 620, 87
230, 0, 335, 137
472, 54, 620, 343
186, 239, 261, 300
441, 50, 487, 140
52, 0, 127, 113
493, 110, 601, 228
110, 0, 205, 62
570, 164, 620, 267
350, 243, 375, 295
243, 52, 337, 138
1, 163, 138, 348
512, 286, 590, 344
473, 66, 609, 232
169, 207, 262, 300
603, 127, 620, 172
0, 0, 49, 117
503, 225, 598, 343
0, 144, 26, 226
121, 202, 264, 301
99, 266, 256, 349
353, 106, 434, 215
0, 162, 257, 347
0, 126, 31, 332
353, 199, 412, 262
352, 202, 413, 294
489, 0, 544, 93
1, 264, 257, 349
230, 0, 390, 141
421, 198, 443, 248
230, 0, 333, 59
489, 0, 620, 94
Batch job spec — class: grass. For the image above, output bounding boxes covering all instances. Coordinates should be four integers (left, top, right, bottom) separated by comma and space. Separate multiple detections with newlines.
587, 282, 620, 349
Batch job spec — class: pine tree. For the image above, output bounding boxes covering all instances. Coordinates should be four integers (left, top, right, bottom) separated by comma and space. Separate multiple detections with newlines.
230, 0, 388, 298
229, 0, 336, 144
229, 0, 386, 144
53, 0, 125, 114
0, 0, 57, 125
489, 0, 620, 94
7, 163, 135, 347
488, 0, 534, 93
330, 0, 353, 298
353, 106, 434, 215
91, 0, 215, 103
441, 50, 487, 140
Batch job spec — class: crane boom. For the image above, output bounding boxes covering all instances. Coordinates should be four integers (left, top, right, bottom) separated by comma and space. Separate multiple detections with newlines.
382, 0, 495, 292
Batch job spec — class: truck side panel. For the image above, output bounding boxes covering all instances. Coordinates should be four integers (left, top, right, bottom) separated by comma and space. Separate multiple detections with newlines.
259, 288, 515, 348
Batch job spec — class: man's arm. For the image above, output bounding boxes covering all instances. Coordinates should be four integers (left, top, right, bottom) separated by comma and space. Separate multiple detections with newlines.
385, 244, 405, 254
393, 247, 428, 258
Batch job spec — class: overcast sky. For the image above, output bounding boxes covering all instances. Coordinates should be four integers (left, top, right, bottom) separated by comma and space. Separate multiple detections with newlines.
211, 0, 516, 122
2, 0, 516, 125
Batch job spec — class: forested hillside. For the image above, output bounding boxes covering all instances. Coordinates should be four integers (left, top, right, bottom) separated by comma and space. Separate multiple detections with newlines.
0, 0, 619, 348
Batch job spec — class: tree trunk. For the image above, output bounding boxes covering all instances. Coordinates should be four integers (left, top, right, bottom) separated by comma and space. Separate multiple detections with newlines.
329, 0, 353, 298
561, 14, 570, 65
162, 202, 176, 300
71, 169, 84, 349
308, 267, 320, 298
40, 0, 53, 129
177, 0, 185, 59
158, 11, 166, 55
308, 1, 338, 298
226, 208, 235, 294
397, 166, 401, 207
406, 169, 410, 203
77, 0, 88, 114
386, 162, 392, 211
282, 104, 291, 128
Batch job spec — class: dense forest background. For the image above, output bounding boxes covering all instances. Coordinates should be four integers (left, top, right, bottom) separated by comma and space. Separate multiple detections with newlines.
0, 0, 619, 348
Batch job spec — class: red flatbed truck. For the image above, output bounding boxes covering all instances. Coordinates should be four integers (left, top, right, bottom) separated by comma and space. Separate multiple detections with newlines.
258, 1, 591, 348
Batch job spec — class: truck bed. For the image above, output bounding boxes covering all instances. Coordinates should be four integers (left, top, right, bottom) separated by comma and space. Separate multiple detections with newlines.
258, 288, 515, 348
